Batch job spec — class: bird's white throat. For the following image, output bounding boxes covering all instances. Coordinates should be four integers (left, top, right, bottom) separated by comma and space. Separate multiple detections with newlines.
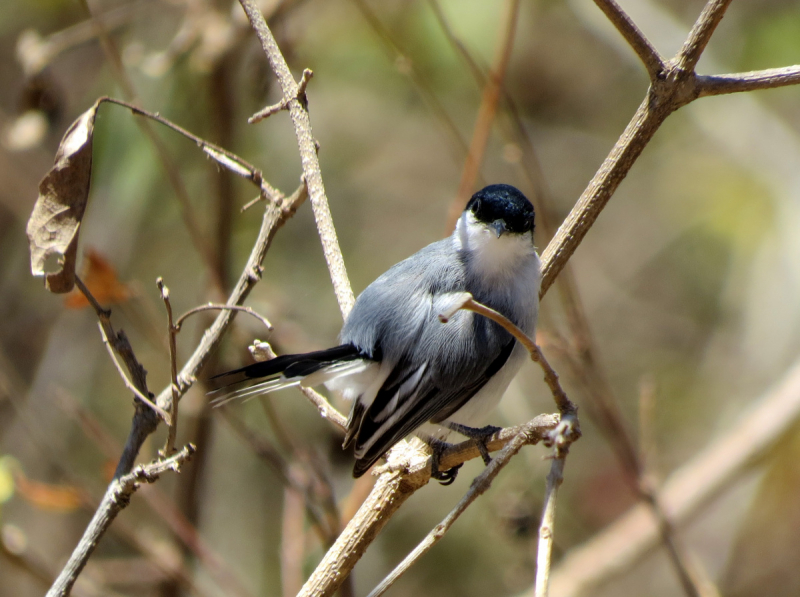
454, 210, 536, 280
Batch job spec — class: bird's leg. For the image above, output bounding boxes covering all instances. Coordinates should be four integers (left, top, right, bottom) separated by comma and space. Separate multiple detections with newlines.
427, 437, 462, 485
443, 422, 502, 465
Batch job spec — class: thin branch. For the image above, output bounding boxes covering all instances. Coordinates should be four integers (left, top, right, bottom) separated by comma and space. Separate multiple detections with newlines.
98, 96, 283, 202
447, 0, 522, 229
591, 0, 664, 78
74, 275, 170, 427
241, 338, 347, 431
697, 65, 800, 97
439, 293, 576, 415
97, 323, 171, 425
238, 0, 355, 318
45, 445, 195, 597
156, 278, 180, 454
249, 68, 313, 123
534, 455, 566, 597
175, 304, 273, 333
675, 0, 733, 72
150, 181, 307, 410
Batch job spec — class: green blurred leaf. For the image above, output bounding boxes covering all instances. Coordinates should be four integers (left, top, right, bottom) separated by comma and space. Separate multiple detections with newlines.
0, 456, 16, 505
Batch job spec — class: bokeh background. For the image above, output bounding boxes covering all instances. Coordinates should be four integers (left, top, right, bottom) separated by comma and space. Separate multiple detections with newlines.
2, 0, 800, 596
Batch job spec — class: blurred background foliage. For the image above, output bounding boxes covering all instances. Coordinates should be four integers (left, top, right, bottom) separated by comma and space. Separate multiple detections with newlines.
1, 0, 800, 596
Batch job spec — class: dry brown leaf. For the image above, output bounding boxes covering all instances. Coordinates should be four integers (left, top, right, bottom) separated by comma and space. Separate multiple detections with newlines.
64, 248, 131, 308
12, 467, 85, 512
26, 99, 101, 293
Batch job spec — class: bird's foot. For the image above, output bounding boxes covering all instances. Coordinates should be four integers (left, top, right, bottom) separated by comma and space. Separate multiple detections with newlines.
444, 422, 502, 465
428, 437, 463, 485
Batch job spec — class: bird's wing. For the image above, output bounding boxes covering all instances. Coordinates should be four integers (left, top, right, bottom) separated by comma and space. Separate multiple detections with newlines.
350, 335, 515, 477
339, 240, 519, 476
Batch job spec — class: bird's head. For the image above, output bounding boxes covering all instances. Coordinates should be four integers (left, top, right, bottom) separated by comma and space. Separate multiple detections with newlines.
464, 184, 535, 238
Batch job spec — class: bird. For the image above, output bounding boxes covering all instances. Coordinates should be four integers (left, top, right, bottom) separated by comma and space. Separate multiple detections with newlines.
212, 184, 541, 482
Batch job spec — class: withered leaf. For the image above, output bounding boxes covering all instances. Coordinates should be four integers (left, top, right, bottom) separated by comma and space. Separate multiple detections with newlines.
64, 248, 131, 309
26, 99, 101, 293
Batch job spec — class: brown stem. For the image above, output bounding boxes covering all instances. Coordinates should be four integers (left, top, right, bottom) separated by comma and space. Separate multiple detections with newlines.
238, 0, 355, 318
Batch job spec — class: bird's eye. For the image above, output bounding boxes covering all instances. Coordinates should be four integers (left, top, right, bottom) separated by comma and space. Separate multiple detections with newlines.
471, 199, 482, 216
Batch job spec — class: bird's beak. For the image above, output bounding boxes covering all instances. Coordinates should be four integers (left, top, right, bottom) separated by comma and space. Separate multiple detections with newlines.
490, 219, 508, 238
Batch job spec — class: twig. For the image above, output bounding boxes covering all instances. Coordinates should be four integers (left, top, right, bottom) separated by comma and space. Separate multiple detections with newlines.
242, 338, 348, 431
97, 323, 171, 425
249, 68, 313, 123
535, 454, 567, 597
238, 0, 355, 318
591, 0, 664, 78
446, 0, 521, 229
74, 275, 170, 428
156, 278, 180, 454
145, 181, 308, 453
439, 293, 576, 415
97, 96, 283, 203
175, 304, 273, 333
45, 445, 195, 597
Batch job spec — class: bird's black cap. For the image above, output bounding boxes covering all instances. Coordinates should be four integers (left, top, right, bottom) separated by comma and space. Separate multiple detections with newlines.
466, 184, 534, 234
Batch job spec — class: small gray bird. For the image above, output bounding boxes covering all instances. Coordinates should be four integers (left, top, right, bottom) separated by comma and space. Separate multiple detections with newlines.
214, 184, 541, 482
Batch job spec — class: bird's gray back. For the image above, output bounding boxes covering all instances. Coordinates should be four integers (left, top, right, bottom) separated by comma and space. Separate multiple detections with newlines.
341, 238, 533, 387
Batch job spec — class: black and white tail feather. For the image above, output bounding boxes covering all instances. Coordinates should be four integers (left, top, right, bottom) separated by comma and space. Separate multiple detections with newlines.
211, 184, 541, 479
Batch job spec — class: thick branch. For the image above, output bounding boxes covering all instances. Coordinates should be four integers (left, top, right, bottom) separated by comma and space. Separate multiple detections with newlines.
540, 94, 668, 295
297, 415, 559, 597
366, 418, 558, 597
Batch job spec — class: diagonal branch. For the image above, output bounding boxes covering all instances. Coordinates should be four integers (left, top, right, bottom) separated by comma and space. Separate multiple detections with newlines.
592, 0, 665, 78
46, 445, 195, 597
675, 0, 733, 72
237, 0, 355, 318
